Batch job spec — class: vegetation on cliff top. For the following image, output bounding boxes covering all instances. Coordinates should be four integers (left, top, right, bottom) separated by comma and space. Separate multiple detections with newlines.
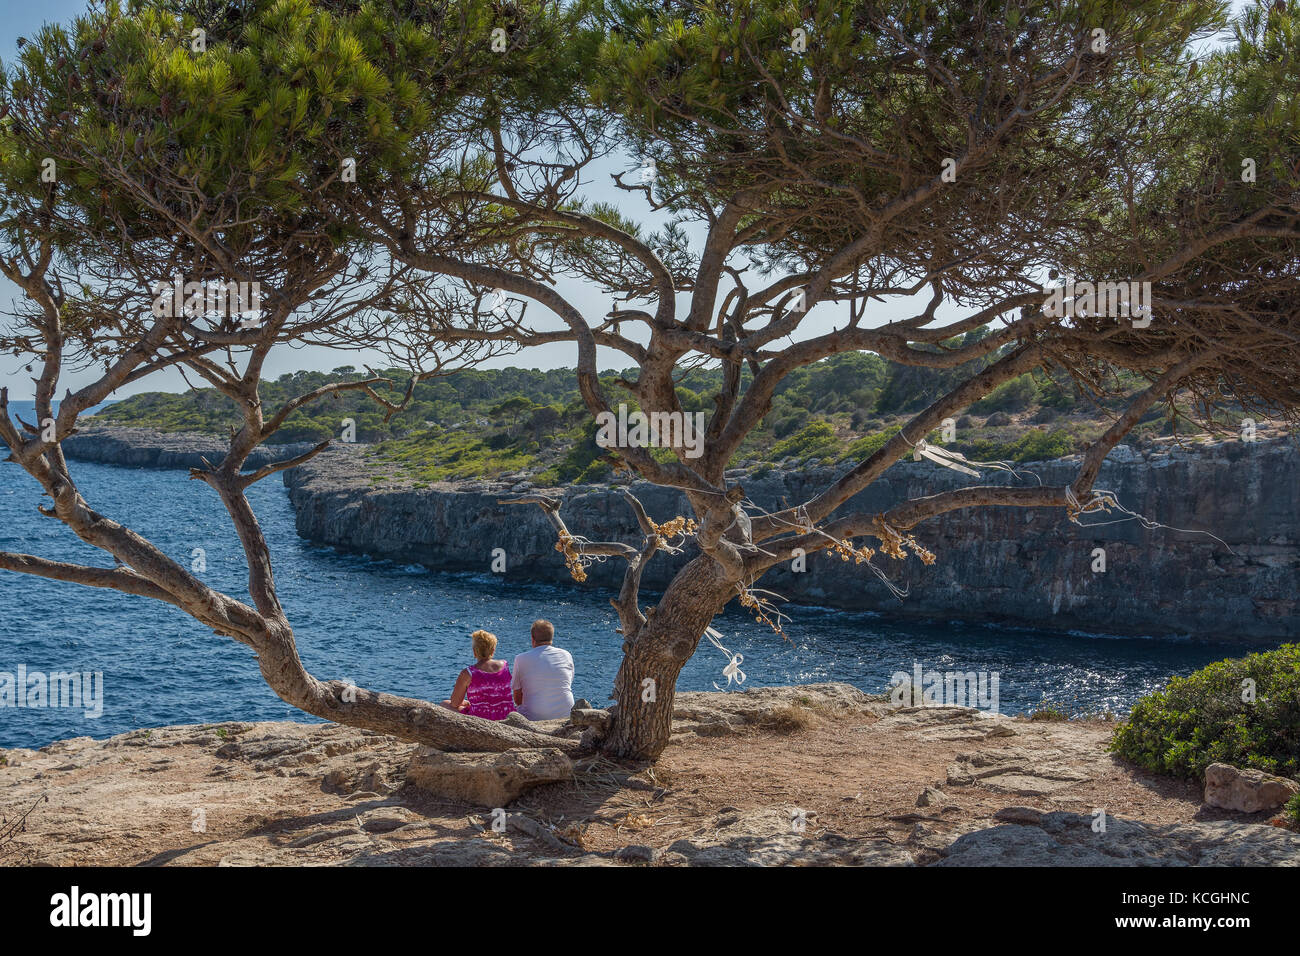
90, 353, 1256, 484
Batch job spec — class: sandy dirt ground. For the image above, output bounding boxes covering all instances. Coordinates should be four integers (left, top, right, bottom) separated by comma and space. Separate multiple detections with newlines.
2, 684, 1296, 866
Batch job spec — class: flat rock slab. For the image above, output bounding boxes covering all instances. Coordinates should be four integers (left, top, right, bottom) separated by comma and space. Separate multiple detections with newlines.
665, 807, 914, 867
674, 682, 884, 723
874, 706, 1018, 742
670, 682, 888, 739
6, 690, 1295, 868
935, 809, 1300, 866
946, 747, 1091, 795
405, 747, 573, 807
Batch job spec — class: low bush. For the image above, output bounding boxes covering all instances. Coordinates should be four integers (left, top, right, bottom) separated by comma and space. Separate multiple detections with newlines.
1109, 644, 1300, 780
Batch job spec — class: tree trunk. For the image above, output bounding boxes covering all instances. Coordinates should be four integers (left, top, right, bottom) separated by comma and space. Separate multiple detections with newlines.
604, 640, 689, 760
601, 558, 732, 761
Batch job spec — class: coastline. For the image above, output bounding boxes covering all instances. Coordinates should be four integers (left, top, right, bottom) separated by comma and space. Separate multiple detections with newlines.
49, 424, 1300, 643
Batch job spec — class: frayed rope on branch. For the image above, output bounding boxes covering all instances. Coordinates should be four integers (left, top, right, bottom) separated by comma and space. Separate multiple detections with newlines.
1065, 486, 1235, 554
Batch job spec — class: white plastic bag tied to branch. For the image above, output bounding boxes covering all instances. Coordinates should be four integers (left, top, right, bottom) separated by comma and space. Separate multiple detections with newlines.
912, 438, 980, 476
911, 439, 1037, 483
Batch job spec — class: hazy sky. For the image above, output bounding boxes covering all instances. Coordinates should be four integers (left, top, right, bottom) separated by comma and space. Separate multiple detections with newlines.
0, 0, 1252, 400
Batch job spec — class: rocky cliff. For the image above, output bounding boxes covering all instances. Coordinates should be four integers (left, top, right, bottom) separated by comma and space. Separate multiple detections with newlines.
53, 425, 319, 471
284, 438, 1300, 643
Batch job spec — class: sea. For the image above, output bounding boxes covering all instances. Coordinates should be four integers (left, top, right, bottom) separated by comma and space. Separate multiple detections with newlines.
0, 400, 1260, 748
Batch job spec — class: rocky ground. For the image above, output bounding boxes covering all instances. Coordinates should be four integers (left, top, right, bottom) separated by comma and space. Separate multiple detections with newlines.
2, 684, 1297, 867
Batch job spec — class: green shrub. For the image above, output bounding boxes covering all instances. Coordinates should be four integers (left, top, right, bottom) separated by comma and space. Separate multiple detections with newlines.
958, 427, 1075, 464
575, 459, 611, 483
1028, 705, 1070, 722
970, 374, 1040, 414
1010, 427, 1075, 462
837, 426, 899, 463
1109, 644, 1300, 780
770, 422, 839, 461
1285, 793, 1300, 828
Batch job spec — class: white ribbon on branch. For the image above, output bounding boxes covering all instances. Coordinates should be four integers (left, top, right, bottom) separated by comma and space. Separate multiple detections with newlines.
703, 626, 747, 691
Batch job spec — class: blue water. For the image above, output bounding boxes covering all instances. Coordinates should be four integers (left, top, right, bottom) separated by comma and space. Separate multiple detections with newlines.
3, 398, 115, 431
0, 447, 1263, 749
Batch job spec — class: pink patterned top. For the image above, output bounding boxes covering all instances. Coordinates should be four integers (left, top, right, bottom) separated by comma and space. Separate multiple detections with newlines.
463, 663, 516, 721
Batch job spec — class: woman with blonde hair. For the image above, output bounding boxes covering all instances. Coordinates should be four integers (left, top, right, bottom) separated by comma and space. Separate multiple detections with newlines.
441, 629, 516, 720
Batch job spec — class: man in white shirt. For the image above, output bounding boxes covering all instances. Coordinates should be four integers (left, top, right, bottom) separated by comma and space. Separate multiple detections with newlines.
512, 619, 575, 721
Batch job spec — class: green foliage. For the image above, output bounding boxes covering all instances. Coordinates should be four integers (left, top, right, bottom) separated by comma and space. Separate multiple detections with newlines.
374, 426, 534, 481
94, 366, 587, 443
0, 0, 437, 259
595, 0, 1228, 279
91, 348, 1156, 478
769, 421, 839, 462
971, 374, 1041, 414
536, 419, 610, 485
1286, 793, 1300, 829
837, 426, 900, 463
1110, 644, 1300, 780
1028, 705, 1071, 722
963, 427, 1077, 463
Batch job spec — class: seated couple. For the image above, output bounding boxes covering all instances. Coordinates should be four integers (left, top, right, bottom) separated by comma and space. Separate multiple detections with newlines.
440, 619, 574, 722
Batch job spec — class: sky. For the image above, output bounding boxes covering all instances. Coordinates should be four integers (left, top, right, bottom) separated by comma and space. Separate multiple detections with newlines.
0, 0, 1255, 400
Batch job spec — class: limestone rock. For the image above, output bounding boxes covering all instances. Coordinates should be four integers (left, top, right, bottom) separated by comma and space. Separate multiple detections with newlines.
665, 807, 914, 866
1203, 762, 1300, 813
405, 747, 573, 806
675, 682, 882, 723
936, 811, 1300, 866
356, 807, 417, 833
501, 712, 570, 735
614, 844, 660, 864
506, 812, 572, 851
62, 426, 317, 473
214, 728, 374, 772
917, 787, 948, 808
322, 759, 398, 796
946, 747, 1090, 795
569, 708, 612, 730
280, 439, 1300, 642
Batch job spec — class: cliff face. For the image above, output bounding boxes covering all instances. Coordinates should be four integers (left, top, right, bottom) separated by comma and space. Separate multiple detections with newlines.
54, 426, 318, 471
284, 439, 1300, 643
